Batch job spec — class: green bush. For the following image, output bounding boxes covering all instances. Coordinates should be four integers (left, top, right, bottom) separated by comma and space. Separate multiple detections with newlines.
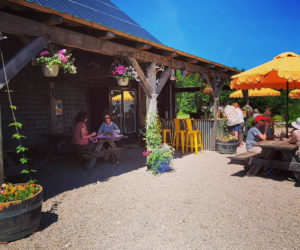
273, 115, 284, 122
246, 117, 254, 128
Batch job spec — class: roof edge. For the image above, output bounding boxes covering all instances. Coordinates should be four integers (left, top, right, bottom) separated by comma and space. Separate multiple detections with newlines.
9, 0, 240, 73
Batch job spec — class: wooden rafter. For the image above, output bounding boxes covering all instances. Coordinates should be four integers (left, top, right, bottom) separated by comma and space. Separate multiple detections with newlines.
136, 43, 151, 50
0, 11, 231, 78
97, 31, 115, 40
44, 14, 63, 26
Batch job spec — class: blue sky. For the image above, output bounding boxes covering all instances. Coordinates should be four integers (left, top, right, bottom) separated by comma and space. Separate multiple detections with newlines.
112, 0, 300, 70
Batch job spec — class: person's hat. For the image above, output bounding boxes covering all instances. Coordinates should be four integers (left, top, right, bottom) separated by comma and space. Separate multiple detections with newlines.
292, 118, 300, 130
254, 115, 268, 123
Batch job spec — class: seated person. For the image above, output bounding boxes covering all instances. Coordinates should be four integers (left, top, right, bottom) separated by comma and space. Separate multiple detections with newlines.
288, 117, 300, 161
98, 112, 120, 136
72, 111, 96, 151
98, 112, 120, 163
246, 115, 269, 154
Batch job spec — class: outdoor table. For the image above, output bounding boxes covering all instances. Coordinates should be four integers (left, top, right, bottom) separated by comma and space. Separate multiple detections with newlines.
84, 134, 126, 169
248, 140, 300, 181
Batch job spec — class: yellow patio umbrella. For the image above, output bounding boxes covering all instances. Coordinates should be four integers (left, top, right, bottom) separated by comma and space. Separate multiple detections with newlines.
289, 89, 300, 99
230, 52, 300, 135
230, 88, 281, 98
112, 91, 134, 102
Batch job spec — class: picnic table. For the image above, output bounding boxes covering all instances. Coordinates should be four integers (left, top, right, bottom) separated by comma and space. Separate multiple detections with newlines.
248, 140, 300, 181
83, 134, 126, 169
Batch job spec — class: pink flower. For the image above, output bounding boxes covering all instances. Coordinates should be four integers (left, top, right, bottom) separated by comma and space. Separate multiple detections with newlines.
31, 61, 36, 66
58, 53, 67, 63
40, 51, 49, 56
142, 151, 152, 156
58, 49, 66, 54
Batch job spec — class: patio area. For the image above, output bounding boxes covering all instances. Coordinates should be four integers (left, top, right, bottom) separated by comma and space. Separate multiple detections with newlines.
5, 145, 300, 249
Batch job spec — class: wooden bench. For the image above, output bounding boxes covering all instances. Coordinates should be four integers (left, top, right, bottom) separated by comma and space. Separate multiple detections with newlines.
229, 152, 260, 169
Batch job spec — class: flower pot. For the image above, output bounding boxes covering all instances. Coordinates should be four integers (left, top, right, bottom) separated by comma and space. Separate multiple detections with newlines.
42, 64, 59, 77
0, 184, 43, 243
117, 77, 129, 87
154, 158, 171, 173
215, 139, 239, 154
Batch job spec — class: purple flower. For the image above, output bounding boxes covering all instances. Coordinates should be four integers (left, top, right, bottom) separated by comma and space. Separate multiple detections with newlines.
40, 51, 49, 56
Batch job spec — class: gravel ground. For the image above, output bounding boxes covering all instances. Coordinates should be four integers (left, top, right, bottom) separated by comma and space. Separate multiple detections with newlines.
3, 144, 300, 250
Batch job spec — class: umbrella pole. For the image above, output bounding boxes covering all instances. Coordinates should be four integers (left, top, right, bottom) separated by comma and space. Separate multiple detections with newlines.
286, 81, 289, 137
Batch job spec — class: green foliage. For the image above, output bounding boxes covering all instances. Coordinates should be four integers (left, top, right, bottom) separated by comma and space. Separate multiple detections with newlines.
0, 183, 40, 202
16, 145, 28, 154
273, 115, 284, 122
246, 116, 255, 128
144, 113, 173, 174
147, 144, 174, 174
9, 122, 22, 128
12, 133, 26, 140
145, 114, 162, 150
175, 70, 210, 116
176, 111, 190, 119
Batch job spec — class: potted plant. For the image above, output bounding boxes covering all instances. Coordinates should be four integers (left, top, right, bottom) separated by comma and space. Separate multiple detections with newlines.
216, 134, 239, 154
144, 144, 174, 174
112, 65, 140, 86
0, 182, 43, 243
143, 114, 174, 174
1, 54, 43, 242
32, 45, 77, 77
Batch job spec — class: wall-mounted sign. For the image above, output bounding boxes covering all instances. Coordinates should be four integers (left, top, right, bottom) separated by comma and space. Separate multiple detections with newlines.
55, 99, 63, 115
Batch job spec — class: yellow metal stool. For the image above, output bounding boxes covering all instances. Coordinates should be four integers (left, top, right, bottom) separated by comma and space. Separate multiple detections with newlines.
185, 119, 203, 155
159, 118, 172, 145
172, 119, 186, 153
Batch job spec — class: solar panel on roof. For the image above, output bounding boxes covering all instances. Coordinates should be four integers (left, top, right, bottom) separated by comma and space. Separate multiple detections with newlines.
25, 0, 162, 44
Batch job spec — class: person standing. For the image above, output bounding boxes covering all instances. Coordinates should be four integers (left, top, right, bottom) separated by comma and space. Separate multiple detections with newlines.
233, 103, 245, 146
224, 104, 240, 139
246, 115, 269, 154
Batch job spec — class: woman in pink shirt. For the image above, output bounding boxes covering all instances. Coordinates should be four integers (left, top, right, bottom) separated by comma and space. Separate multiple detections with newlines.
72, 111, 96, 151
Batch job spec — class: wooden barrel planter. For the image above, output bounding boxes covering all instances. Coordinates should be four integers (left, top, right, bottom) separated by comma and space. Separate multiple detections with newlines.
0, 185, 43, 243
216, 139, 239, 154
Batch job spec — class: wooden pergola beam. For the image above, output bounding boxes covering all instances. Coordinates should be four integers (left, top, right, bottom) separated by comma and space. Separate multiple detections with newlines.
0, 35, 49, 89
156, 67, 171, 95
162, 51, 178, 58
127, 56, 152, 97
0, 11, 230, 78
186, 58, 198, 64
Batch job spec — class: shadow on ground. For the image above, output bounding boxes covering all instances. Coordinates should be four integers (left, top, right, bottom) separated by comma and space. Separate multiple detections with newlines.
10, 144, 147, 202
228, 157, 299, 186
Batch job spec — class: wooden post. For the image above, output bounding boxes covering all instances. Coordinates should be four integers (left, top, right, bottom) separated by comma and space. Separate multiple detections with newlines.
0, 105, 4, 184
206, 77, 225, 150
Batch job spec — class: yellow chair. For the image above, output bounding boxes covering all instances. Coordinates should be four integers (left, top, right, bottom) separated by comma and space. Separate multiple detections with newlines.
185, 119, 203, 155
158, 118, 172, 145
172, 119, 186, 153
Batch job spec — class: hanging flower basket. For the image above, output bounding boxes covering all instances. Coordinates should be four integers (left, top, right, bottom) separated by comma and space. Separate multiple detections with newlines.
117, 77, 129, 86
42, 64, 59, 77
32, 45, 77, 77
202, 85, 213, 94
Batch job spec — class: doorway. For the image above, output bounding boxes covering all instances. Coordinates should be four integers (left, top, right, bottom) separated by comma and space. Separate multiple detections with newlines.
110, 89, 137, 134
